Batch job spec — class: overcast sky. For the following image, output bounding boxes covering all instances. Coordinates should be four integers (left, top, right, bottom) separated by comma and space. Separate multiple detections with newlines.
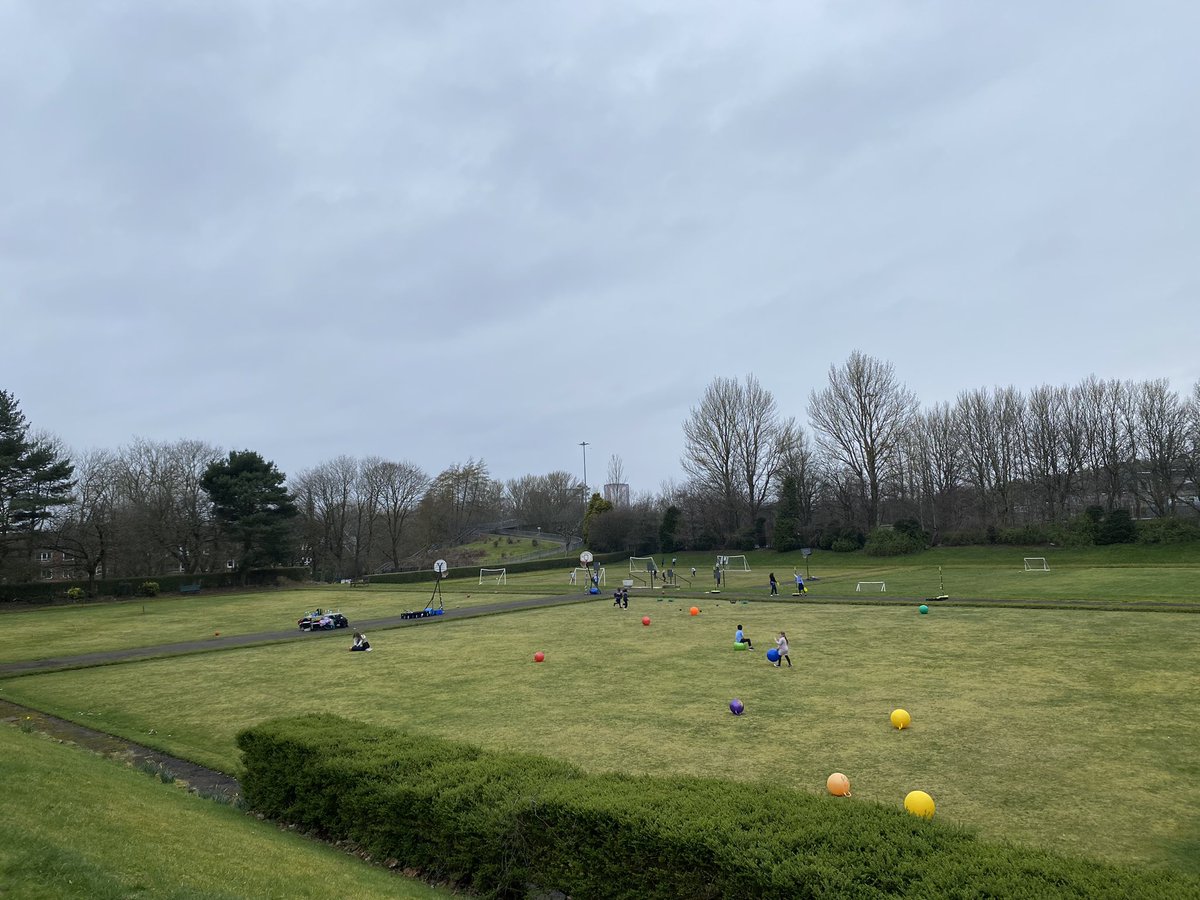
3, 1, 1198, 495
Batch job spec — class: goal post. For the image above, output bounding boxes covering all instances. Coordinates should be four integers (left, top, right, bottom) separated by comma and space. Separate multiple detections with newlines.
572, 567, 606, 586
716, 554, 750, 571
1023, 558, 1049, 571
629, 556, 657, 573
479, 567, 507, 584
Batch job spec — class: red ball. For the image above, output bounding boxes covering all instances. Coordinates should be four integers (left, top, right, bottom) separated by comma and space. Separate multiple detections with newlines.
642, 616, 651, 626
533, 651, 545, 663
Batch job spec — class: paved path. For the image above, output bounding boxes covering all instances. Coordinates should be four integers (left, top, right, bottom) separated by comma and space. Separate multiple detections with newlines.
0, 590, 596, 677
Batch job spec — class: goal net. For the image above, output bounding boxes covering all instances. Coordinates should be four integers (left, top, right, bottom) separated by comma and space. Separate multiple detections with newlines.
629, 556, 657, 573
1023, 558, 1049, 571
571, 567, 605, 586
716, 555, 750, 571
479, 567, 507, 584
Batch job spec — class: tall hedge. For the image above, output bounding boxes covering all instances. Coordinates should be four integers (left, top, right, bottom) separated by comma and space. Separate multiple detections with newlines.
237, 715, 1199, 899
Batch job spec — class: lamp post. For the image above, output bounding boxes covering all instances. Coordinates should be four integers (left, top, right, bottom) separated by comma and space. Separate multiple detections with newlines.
579, 441, 589, 496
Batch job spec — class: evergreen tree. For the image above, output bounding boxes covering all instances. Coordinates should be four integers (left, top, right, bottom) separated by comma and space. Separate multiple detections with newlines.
200, 450, 297, 580
772, 473, 802, 552
0, 390, 75, 584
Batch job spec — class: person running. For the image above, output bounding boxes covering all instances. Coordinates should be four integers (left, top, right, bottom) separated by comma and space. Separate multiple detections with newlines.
621, 587, 629, 608
613, 589, 623, 607
769, 573, 778, 595
774, 631, 791, 667
735, 624, 753, 650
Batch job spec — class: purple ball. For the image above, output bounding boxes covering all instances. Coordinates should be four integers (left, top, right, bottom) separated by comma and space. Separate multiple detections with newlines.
729, 698, 745, 716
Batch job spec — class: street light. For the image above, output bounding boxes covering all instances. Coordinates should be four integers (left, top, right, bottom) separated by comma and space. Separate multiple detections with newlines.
579, 441, 589, 495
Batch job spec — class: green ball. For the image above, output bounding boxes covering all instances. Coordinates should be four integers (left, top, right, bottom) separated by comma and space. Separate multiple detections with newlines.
918, 604, 929, 615
733, 642, 748, 650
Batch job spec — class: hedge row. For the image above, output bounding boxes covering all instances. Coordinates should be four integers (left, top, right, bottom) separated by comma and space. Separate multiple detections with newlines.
0, 567, 310, 605
366, 551, 629, 585
237, 715, 1198, 899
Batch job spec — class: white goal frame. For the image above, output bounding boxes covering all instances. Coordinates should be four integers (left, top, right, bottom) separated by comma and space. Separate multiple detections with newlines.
571, 567, 605, 586
716, 555, 750, 571
629, 556, 657, 573
1023, 557, 1050, 571
479, 567, 507, 584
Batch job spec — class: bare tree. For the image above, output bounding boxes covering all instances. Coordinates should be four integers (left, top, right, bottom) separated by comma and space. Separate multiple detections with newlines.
606, 454, 625, 489
955, 386, 1025, 527
808, 352, 918, 529
363, 458, 428, 572
1022, 384, 1085, 522
1074, 377, 1136, 510
116, 438, 222, 575
292, 456, 360, 579
682, 374, 786, 540
56, 448, 120, 594
1131, 379, 1189, 517
907, 402, 963, 540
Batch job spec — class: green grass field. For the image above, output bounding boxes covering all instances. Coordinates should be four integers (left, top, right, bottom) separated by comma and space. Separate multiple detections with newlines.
0, 726, 449, 898
3, 596, 1197, 875
3, 544, 1199, 891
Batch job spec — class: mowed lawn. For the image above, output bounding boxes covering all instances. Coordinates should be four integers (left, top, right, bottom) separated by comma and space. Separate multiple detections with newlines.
3, 599, 1197, 875
0, 727, 450, 899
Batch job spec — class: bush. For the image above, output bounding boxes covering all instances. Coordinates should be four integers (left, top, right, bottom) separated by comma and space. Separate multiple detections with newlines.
863, 528, 924, 557
137, 581, 160, 597
938, 529, 988, 547
237, 715, 1200, 900
1096, 509, 1137, 545
1136, 516, 1200, 544
830, 537, 860, 553
66, 586, 85, 601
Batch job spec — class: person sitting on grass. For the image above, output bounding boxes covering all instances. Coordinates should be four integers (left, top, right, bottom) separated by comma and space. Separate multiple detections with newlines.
350, 631, 371, 652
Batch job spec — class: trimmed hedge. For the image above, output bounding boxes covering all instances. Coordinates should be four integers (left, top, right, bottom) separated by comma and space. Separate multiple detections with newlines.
0, 566, 310, 605
237, 715, 1199, 899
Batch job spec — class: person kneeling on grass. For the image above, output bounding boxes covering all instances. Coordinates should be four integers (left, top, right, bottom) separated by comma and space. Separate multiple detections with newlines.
350, 631, 371, 652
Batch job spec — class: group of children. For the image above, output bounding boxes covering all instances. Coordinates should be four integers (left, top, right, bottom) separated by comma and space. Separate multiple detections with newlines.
768, 572, 806, 596
612, 587, 630, 608
734, 624, 791, 667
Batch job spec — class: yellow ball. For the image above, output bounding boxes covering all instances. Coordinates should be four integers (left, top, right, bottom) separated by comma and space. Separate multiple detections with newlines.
904, 790, 935, 819
826, 772, 851, 796
890, 708, 912, 730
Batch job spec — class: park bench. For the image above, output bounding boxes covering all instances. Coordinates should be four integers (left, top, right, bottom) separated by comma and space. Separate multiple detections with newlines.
180, 583, 201, 594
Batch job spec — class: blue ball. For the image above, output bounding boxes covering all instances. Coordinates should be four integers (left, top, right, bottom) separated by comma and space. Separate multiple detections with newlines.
919, 604, 929, 614
767, 648, 780, 662
729, 698, 745, 716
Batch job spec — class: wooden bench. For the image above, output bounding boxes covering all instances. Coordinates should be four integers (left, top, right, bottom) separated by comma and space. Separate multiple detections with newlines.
180, 583, 201, 594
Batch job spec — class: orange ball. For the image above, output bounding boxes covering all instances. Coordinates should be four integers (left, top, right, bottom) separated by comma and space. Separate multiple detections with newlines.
826, 773, 851, 796
689, 606, 699, 616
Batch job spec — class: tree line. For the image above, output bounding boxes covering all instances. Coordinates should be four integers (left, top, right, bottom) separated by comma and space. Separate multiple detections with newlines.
2, 356, 1198, 591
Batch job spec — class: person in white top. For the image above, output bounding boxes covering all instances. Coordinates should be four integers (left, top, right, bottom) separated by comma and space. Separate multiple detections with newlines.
774, 631, 791, 668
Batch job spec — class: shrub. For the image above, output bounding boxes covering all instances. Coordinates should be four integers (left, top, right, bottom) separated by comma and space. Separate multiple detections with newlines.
1136, 516, 1200, 544
237, 715, 1200, 900
66, 586, 85, 601
1096, 509, 1137, 545
137, 581, 160, 597
938, 529, 988, 546
830, 537, 860, 553
863, 528, 924, 557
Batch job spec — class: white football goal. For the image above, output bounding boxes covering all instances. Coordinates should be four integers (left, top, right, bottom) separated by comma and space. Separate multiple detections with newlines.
479, 567, 507, 584
570, 567, 605, 586
1023, 558, 1050, 571
629, 556, 657, 573
716, 555, 750, 571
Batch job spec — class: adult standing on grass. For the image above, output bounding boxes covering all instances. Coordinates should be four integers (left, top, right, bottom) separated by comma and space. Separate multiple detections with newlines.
773, 632, 791, 667
769, 573, 778, 595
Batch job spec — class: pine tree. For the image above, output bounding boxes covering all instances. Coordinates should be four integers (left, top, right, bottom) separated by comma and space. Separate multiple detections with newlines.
0, 390, 75, 583
200, 450, 298, 580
